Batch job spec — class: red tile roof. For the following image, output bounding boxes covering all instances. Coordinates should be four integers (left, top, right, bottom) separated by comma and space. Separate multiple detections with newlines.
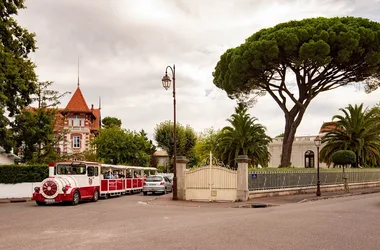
320, 121, 338, 133
91, 108, 101, 131
23, 87, 101, 132
65, 87, 90, 112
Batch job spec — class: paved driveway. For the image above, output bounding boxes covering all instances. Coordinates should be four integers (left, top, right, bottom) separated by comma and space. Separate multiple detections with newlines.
1, 193, 380, 250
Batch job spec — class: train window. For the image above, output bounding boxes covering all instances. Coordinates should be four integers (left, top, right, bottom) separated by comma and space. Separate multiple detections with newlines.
56, 164, 86, 175
94, 167, 99, 176
87, 166, 94, 177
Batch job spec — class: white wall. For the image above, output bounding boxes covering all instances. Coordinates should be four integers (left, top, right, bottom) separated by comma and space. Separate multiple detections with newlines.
0, 155, 14, 165
0, 182, 40, 199
269, 135, 328, 168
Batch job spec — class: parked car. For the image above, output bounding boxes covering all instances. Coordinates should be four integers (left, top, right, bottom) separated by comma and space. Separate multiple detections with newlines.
166, 175, 173, 183
157, 173, 174, 182
143, 175, 172, 195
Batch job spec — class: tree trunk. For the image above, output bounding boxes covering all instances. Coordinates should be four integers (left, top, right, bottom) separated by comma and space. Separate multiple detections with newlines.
280, 113, 300, 168
355, 151, 359, 168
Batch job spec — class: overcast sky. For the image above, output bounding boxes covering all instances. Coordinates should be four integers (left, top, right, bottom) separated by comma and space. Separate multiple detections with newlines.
17, 0, 380, 141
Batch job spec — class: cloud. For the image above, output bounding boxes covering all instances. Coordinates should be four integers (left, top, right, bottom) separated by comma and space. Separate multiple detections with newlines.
16, 0, 380, 142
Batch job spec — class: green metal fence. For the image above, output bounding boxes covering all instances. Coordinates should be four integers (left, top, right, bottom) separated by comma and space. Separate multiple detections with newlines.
248, 169, 380, 191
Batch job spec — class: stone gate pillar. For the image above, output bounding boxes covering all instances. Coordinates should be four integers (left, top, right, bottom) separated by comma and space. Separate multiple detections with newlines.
176, 156, 188, 200
236, 155, 250, 201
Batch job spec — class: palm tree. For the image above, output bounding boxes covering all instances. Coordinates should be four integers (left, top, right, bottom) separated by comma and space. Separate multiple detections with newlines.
320, 104, 380, 167
217, 104, 272, 168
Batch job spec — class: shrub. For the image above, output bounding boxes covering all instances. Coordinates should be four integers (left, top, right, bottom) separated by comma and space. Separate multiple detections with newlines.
331, 150, 356, 167
156, 165, 168, 173
0, 165, 48, 184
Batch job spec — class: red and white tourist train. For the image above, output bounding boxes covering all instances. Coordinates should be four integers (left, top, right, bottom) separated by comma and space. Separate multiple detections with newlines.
32, 161, 157, 206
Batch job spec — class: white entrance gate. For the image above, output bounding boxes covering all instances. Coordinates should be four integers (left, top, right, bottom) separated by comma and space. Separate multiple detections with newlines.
185, 153, 237, 201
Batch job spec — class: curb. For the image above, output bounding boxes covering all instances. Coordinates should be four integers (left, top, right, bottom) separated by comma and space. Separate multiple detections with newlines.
298, 189, 380, 203
0, 198, 32, 204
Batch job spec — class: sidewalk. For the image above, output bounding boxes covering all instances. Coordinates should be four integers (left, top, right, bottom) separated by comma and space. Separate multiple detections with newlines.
0, 197, 31, 204
146, 186, 380, 208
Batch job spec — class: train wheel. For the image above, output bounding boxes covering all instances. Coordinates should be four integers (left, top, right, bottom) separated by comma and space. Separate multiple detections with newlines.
92, 190, 99, 202
36, 201, 45, 206
72, 190, 80, 206
143, 192, 147, 196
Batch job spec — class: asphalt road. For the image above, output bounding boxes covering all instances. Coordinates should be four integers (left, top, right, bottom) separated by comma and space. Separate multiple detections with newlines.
0, 193, 379, 250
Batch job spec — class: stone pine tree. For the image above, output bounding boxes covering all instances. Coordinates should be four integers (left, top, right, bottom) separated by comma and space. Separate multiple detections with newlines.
213, 17, 380, 167
0, 0, 38, 152
102, 116, 122, 128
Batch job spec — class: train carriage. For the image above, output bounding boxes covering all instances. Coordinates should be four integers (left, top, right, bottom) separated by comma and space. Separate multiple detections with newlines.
32, 161, 157, 206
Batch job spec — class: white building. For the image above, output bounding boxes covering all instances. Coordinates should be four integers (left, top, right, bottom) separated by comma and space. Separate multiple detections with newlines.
152, 150, 169, 166
0, 146, 20, 165
268, 134, 328, 168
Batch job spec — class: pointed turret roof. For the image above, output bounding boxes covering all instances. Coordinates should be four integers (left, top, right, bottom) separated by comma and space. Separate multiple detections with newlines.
65, 87, 91, 112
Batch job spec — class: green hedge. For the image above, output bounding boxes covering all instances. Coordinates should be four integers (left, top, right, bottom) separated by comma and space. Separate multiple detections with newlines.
0, 165, 49, 184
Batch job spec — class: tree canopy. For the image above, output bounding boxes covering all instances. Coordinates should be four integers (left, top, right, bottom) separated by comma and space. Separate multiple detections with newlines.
213, 16, 380, 167
331, 150, 356, 167
320, 104, 380, 167
154, 121, 197, 165
92, 127, 156, 166
217, 105, 272, 167
13, 107, 60, 163
194, 128, 221, 162
102, 116, 122, 128
0, 0, 38, 151
12, 81, 69, 163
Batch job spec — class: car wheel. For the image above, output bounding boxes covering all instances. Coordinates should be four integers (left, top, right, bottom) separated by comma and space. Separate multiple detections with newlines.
92, 190, 99, 202
72, 190, 80, 206
36, 201, 45, 206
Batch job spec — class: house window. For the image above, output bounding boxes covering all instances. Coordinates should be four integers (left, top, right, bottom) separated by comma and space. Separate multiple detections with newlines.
73, 115, 80, 126
304, 150, 315, 168
73, 136, 80, 148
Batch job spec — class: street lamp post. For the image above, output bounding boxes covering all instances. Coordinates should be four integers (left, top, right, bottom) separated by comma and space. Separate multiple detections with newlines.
314, 136, 321, 197
162, 64, 177, 200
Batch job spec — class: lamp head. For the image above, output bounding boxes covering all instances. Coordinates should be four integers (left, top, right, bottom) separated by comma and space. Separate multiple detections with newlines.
314, 135, 321, 147
162, 74, 171, 90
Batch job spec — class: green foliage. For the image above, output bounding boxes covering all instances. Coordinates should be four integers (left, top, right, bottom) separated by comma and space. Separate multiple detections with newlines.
217, 104, 272, 168
154, 121, 197, 158
0, 165, 48, 184
34, 81, 70, 108
102, 116, 122, 128
156, 165, 167, 173
331, 150, 356, 167
11, 81, 68, 164
13, 108, 61, 163
82, 149, 98, 162
275, 133, 285, 138
213, 16, 380, 167
194, 128, 222, 162
92, 127, 156, 167
0, 1, 38, 151
320, 104, 380, 167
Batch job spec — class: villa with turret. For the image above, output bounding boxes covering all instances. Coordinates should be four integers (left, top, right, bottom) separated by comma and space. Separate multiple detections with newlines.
54, 85, 101, 159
